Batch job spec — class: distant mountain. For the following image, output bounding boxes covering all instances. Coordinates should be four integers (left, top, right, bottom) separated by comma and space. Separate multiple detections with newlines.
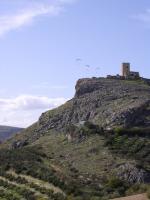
0, 125, 23, 142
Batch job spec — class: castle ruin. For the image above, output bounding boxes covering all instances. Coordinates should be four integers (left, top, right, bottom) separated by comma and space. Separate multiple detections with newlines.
107, 63, 140, 80
122, 63, 140, 79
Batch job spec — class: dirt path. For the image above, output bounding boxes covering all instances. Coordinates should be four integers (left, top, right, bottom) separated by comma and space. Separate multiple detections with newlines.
112, 193, 148, 200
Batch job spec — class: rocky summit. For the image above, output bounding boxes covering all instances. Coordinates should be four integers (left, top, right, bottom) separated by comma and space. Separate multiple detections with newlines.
38, 78, 150, 133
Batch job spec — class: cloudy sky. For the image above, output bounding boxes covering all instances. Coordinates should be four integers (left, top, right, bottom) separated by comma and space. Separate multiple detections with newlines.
0, 0, 150, 127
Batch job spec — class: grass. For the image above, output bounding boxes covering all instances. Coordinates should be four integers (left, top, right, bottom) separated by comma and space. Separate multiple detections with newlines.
0, 125, 150, 200
32, 133, 126, 175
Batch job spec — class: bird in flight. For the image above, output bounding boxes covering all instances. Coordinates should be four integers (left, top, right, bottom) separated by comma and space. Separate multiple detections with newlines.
76, 58, 82, 62
85, 64, 90, 68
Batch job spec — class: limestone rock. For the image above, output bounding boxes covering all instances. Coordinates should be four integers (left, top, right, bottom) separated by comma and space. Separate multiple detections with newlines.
116, 163, 150, 184
37, 78, 150, 134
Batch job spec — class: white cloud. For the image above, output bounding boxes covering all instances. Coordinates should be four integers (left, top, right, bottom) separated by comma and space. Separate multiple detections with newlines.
0, 0, 76, 37
132, 9, 150, 23
0, 95, 67, 127
0, 95, 66, 110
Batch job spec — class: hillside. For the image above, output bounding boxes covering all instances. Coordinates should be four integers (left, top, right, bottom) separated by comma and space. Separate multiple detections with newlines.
0, 126, 23, 142
0, 78, 150, 200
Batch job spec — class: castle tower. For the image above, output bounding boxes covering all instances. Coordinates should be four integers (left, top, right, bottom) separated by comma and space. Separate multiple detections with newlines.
122, 63, 130, 77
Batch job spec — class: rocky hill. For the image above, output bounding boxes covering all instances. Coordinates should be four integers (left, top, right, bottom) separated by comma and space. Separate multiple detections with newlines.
8, 78, 150, 144
38, 78, 150, 132
0, 78, 150, 200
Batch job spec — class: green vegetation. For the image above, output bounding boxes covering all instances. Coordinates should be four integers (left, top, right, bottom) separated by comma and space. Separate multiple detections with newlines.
66, 121, 102, 138
0, 123, 149, 200
114, 127, 150, 137
0, 146, 66, 200
105, 128, 150, 170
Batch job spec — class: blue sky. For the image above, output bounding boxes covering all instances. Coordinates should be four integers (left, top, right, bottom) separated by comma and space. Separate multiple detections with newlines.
0, 0, 150, 127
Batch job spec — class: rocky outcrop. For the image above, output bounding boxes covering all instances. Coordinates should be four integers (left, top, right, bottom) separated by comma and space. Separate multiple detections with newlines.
37, 78, 150, 134
12, 139, 28, 149
116, 163, 150, 184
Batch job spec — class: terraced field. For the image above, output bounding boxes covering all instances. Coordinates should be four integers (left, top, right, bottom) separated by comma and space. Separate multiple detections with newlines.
0, 170, 66, 200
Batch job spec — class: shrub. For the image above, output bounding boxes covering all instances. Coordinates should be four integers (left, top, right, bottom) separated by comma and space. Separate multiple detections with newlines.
105, 177, 128, 196
114, 127, 126, 135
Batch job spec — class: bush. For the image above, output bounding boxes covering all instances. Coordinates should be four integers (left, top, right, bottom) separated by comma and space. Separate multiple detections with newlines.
114, 127, 126, 135
107, 177, 123, 189
114, 127, 150, 137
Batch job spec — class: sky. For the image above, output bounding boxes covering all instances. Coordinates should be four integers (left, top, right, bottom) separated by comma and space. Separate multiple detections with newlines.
0, 0, 150, 127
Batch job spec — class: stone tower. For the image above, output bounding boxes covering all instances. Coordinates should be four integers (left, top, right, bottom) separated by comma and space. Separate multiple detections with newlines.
122, 63, 130, 77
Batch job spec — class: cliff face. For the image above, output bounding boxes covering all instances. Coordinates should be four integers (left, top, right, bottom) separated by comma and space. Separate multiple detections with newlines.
38, 78, 150, 134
